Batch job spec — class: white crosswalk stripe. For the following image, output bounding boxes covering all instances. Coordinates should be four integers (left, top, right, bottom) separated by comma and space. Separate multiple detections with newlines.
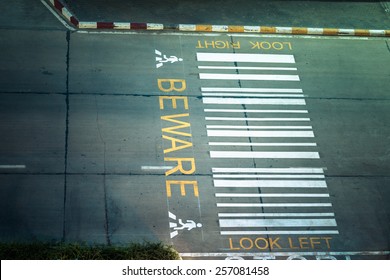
197, 51, 338, 236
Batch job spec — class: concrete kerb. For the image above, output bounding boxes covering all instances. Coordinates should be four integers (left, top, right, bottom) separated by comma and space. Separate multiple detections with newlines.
47, 0, 390, 37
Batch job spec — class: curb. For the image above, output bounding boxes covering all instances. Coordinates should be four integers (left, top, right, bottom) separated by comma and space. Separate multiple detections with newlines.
49, 0, 390, 37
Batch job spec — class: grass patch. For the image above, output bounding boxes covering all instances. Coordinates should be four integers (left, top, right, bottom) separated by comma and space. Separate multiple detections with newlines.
0, 241, 181, 260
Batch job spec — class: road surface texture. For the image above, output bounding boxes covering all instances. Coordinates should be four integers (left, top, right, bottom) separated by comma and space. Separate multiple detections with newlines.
0, 0, 389, 260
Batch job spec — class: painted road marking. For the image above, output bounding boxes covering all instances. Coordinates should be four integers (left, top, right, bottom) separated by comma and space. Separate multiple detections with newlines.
196, 51, 338, 245
202, 87, 303, 93
221, 230, 339, 235
197, 53, 295, 63
209, 142, 317, 146
207, 130, 314, 137
180, 251, 390, 259
210, 151, 320, 159
141, 165, 174, 170
219, 218, 337, 227
198, 66, 298, 71
213, 174, 325, 179
213, 179, 327, 188
218, 213, 335, 217
205, 117, 310, 121
217, 203, 333, 207
0, 165, 26, 169
204, 109, 308, 113
203, 97, 306, 105
215, 193, 329, 197
212, 167, 325, 173
199, 73, 300, 81
207, 125, 312, 129
202, 92, 305, 97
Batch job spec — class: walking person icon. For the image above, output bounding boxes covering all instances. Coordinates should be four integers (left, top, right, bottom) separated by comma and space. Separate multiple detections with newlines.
155, 49, 183, 68
168, 211, 202, 238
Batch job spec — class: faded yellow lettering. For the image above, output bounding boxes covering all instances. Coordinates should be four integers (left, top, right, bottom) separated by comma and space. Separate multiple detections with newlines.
165, 180, 199, 197
239, 238, 253, 250
228, 238, 240, 250
161, 113, 191, 136
269, 237, 282, 249
299, 237, 310, 249
164, 157, 196, 176
323, 237, 332, 249
159, 96, 188, 110
157, 79, 186, 92
162, 135, 192, 154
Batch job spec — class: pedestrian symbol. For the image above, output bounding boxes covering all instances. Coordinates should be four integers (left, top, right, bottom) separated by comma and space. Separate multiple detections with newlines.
155, 49, 183, 68
168, 211, 202, 238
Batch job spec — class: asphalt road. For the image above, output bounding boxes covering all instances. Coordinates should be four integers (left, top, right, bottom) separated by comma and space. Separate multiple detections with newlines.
0, 1, 389, 260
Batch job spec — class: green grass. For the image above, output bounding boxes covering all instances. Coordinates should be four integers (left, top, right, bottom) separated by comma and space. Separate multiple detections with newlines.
0, 241, 181, 260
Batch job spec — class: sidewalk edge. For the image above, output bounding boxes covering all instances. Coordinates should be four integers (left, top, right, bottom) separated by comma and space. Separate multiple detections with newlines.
46, 0, 390, 37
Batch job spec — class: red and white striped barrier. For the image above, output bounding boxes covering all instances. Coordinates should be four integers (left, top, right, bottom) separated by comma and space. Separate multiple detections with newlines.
48, 0, 390, 37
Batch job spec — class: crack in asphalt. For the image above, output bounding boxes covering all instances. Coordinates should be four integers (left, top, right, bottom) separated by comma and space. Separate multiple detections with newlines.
62, 30, 71, 242
1, 91, 390, 101
94, 95, 111, 245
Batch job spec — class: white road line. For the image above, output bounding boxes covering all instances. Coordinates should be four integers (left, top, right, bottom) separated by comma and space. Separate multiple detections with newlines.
210, 151, 320, 159
201, 87, 303, 93
220, 230, 339, 235
203, 98, 306, 105
206, 125, 312, 129
204, 109, 308, 113
196, 53, 296, 63
205, 117, 310, 121
218, 213, 335, 217
141, 166, 174, 170
214, 180, 327, 188
199, 73, 300, 81
212, 167, 324, 173
208, 142, 317, 147
207, 130, 314, 137
198, 66, 297, 71
215, 193, 329, 197
180, 251, 390, 258
213, 174, 325, 179
219, 218, 337, 227
217, 203, 332, 207
0, 165, 26, 169
202, 92, 305, 97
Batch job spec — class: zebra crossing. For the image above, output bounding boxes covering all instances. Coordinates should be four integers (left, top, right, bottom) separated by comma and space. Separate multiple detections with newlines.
196, 51, 339, 236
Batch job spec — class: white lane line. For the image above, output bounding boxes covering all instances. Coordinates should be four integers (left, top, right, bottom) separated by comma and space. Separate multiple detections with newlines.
203, 98, 306, 105
204, 109, 308, 113
218, 213, 335, 217
141, 166, 174, 170
220, 230, 339, 235
215, 193, 329, 197
217, 203, 332, 207
210, 151, 320, 159
212, 167, 324, 173
201, 87, 303, 93
205, 117, 310, 121
196, 53, 296, 63
213, 174, 325, 179
180, 251, 390, 258
0, 165, 26, 169
207, 130, 314, 137
219, 218, 337, 227
199, 73, 300, 81
202, 92, 305, 97
214, 180, 327, 188
198, 66, 297, 71
209, 142, 317, 147
207, 125, 312, 129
